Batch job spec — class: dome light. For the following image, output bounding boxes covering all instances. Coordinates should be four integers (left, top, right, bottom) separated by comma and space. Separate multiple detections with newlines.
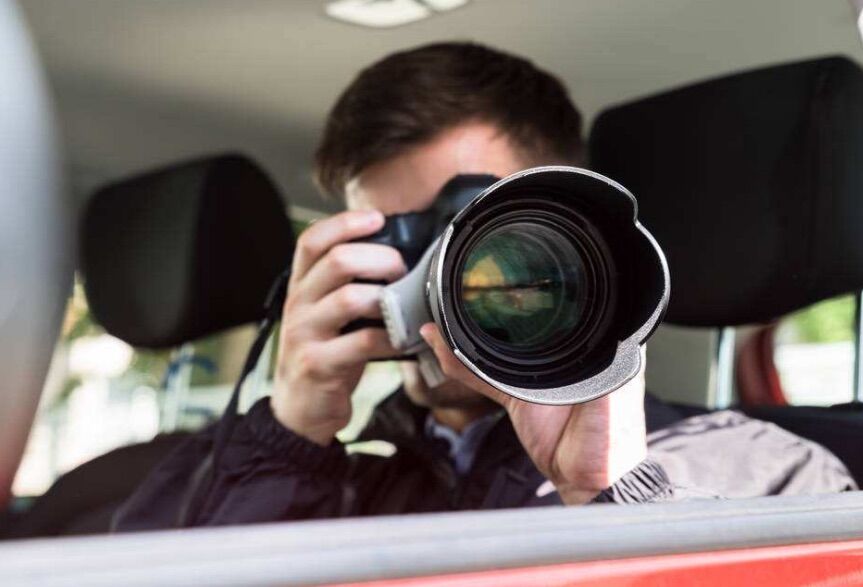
325, 0, 470, 28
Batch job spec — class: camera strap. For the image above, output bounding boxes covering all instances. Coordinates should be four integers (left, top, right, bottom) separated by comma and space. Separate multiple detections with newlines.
177, 266, 290, 527
213, 266, 290, 463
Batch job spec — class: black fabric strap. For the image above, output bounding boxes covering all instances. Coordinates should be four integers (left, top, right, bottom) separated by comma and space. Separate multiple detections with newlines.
177, 267, 290, 527
211, 268, 289, 466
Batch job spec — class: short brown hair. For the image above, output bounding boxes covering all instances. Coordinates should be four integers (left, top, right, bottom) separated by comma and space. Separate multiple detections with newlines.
314, 42, 584, 199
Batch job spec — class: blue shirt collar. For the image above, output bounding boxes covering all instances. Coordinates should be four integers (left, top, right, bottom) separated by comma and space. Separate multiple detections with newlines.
424, 410, 504, 475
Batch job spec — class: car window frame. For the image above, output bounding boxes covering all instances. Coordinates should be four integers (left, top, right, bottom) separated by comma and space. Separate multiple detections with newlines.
2, 491, 863, 584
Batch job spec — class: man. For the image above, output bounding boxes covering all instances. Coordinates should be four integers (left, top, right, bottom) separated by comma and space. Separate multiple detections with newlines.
115, 43, 854, 530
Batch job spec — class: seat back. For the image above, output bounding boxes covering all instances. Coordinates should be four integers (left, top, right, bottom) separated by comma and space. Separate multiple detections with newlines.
591, 56, 863, 327
589, 56, 863, 481
0, 0, 70, 511
7, 154, 296, 537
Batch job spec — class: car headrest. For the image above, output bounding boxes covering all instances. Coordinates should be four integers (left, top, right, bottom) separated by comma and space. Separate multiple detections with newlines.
80, 154, 294, 348
590, 56, 863, 327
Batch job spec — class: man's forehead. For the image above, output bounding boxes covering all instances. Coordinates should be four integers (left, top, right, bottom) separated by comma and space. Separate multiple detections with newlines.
343, 123, 526, 215
343, 147, 445, 215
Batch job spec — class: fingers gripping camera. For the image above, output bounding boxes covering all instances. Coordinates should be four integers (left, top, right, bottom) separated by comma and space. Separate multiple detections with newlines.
368, 167, 669, 405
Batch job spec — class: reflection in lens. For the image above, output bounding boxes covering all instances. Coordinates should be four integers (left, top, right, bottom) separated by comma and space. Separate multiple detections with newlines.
460, 222, 587, 350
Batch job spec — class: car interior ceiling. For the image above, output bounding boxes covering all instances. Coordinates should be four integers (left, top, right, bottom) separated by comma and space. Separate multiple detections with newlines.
4, 53, 863, 540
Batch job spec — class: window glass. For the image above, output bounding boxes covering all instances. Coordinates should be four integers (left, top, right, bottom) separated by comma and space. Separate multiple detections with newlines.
13, 229, 857, 493
13, 218, 402, 497
12, 279, 252, 496
13, 283, 401, 496
774, 294, 856, 406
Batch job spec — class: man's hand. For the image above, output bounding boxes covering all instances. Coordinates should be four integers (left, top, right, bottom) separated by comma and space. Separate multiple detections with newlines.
420, 323, 647, 505
270, 210, 406, 446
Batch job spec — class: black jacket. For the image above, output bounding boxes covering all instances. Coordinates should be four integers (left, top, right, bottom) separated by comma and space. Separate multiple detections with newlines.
114, 392, 856, 531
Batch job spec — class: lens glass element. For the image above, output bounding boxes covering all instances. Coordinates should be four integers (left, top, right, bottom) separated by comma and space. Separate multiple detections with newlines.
460, 222, 587, 351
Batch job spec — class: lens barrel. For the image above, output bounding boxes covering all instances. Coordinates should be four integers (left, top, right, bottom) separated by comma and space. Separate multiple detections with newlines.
427, 166, 669, 405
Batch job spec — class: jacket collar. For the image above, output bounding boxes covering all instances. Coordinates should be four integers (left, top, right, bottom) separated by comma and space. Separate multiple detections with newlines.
356, 388, 428, 443
356, 388, 527, 474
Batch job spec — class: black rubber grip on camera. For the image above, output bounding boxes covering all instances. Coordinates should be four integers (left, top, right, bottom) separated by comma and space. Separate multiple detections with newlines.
340, 211, 438, 334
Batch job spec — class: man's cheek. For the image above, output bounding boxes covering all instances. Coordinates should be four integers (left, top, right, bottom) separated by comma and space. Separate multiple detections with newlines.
429, 378, 469, 394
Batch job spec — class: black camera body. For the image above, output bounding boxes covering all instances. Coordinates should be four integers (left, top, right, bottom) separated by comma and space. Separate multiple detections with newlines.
343, 175, 498, 334
359, 174, 499, 269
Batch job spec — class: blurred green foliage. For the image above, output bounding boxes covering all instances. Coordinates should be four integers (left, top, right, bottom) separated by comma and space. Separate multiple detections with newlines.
291, 219, 308, 239
63, 279, 173, 390
785, 294, 855, 344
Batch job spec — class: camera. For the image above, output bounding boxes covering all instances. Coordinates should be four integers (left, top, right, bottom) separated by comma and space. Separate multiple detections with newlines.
360, 166, 669, 405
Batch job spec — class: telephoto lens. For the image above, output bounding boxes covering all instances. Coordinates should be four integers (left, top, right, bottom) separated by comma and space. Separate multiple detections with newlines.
381, 166, 669, 405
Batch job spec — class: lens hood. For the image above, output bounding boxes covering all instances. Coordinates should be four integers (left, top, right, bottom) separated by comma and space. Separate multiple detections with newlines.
426, 166, 669, 405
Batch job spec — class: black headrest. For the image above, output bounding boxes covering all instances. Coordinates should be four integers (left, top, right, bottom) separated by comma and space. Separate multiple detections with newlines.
590, 56, 863, 327
81, 154, 294, 348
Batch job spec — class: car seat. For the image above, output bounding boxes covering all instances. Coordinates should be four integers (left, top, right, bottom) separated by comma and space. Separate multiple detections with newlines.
590, 55, 863, 483
2, 154, 295, 537
0, 0, 70, 516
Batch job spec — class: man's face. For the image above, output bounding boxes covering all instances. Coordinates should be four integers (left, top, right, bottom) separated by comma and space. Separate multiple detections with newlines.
343, 121, 534, 410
